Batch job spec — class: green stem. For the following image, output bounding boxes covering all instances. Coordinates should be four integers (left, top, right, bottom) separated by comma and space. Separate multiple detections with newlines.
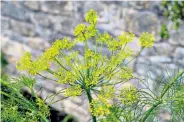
125, 47, 144, 66
140, 100, 162, 122
40, 114, 49, 122
37, 73, 57, 82
140, 70, 184, 122
86, 90, 97, 122
160, 70, 184, 98
81, 31, 96, 122
54, 58, 69, 72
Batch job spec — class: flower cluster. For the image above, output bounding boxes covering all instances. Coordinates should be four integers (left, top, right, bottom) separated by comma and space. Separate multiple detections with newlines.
97, 33, 111, 43
16, 52, 49, 75
85, 9, 98, 24
118, 32, 135, 44
118, 66, 133, 80
54, 69, 76, 84
139, 32, 155, 48
17, 9, 155, 121
65, 85, 82, 97
89, 86, 115, 117
90, 100, 110, 117
119, 84, 139, 105
74, 9, 98, 42
16, 38, 74, 75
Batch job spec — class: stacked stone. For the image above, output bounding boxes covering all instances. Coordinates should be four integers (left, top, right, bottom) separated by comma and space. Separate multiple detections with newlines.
1, 1, 184, 122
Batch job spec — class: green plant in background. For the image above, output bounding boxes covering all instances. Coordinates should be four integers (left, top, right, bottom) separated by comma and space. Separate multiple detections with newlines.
160, 24, 169, 40
1, 52, 8, 76
15, 9, 184, 122
1, 76, 50, 122
139, 70, 184, 122
1, 52, 8, 67
1, 75, 77, 122
160, 1, 184, 39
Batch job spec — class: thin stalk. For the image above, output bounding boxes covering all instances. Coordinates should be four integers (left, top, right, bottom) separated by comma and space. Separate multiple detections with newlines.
140, 100, 162, 122
54, 58, 70, 71
81, 32, 97, 122
44, 89, 65, 102
37, 73, 57, 82
125, 47, 144, 66
40, 114, 49, 122
160, 70, 184, 98
48, 96, 69, 105
86, 90, 97, 122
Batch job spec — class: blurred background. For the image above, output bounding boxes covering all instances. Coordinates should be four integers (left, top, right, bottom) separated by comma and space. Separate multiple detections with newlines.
1, 1, 184, 122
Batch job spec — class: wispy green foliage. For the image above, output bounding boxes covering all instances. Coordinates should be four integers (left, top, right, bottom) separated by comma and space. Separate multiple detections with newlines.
1, 76, 50, 122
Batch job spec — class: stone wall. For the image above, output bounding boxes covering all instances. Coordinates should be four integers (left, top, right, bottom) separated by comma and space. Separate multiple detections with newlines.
2, 1, 184, 76
1, 1, 184, 121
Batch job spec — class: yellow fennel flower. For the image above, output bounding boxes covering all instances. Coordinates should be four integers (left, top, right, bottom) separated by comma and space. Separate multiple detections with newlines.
89, 86, 115, 117
99, 86, 116, 99
42, 47, 59, 60
85, 49, 94, 58
107, 39, 120, 51
97, 33, 112, 43
54, 68, 77, 84
53, 38, 67, 49
85, 9, 98, 24
65, 85, 82, 97
16, 52, 49, 75
16, 52, 32, 71
52, 39, 63, 49
119, 84, 139, 105
90, 100, 110, 117
74, 24, 86, 36
31, 57, 49, 74
98, 95, 112, 108
139, 32, 155, 47
118, 32, 135, 44
119, 66, 133, 80
85, 24, 97, 39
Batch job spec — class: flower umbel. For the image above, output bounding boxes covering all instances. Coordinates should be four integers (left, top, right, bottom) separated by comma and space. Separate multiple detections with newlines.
65, 85, 82, 97
85, 9, 98, 24
118, 32, 135, 44
139, 32, 155, 47
90, 99, 110, 117
74, 24, 86, 36
16, 52, 32, 71
119, 84, 139, 105
16, 9, 157, 122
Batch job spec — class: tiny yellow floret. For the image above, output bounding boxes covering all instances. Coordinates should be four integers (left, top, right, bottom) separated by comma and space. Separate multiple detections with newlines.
74, 24, 86, 36
118, 32, 135, 44
65, 85, 82, 97
139, 32, 155, 47
85, 9, 98, 24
